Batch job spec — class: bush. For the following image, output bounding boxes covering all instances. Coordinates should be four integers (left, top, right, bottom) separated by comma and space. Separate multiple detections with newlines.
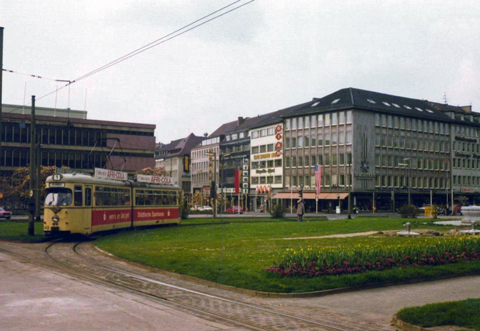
269, 204, 286, 219
399, 205, 418, 218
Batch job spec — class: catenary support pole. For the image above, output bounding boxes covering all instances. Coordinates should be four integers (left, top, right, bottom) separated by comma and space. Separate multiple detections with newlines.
35, 133, 41, 224
28, 96, 36, 235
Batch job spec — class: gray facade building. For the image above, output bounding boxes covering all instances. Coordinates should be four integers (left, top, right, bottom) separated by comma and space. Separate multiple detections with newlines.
281, 88, 478, 212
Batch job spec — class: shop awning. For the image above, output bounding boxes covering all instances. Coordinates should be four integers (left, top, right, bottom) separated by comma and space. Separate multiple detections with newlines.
271, 192, 349, 200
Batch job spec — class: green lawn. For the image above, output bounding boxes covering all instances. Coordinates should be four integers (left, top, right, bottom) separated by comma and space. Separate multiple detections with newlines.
397, 299, 480, 330
95, 217, 480, 293
0, 221, 44, 242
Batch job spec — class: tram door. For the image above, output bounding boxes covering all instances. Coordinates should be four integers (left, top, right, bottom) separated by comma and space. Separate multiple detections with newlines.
84, 186, 93, 233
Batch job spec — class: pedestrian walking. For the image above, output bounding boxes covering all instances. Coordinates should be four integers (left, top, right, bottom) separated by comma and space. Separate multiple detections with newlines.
297, 198, 305, 222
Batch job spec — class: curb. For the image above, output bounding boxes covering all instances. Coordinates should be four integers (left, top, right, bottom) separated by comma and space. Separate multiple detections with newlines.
391, 315, 425, 331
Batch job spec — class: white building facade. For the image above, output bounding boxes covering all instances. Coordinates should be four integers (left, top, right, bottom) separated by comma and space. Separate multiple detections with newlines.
249, 123, 284, 210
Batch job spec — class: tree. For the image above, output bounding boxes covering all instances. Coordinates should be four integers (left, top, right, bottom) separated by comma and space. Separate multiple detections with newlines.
136, 167, 170, 176
191, 191, 205, 208
0, 166, 58, 209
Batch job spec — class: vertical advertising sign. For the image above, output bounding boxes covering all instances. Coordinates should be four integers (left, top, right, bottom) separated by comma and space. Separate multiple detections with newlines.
183, 155, 190, 173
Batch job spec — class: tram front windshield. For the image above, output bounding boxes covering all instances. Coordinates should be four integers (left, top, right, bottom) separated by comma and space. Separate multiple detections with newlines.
45, 188, 72, 206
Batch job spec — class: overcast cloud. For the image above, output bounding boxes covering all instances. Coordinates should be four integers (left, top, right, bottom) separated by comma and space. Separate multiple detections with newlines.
1, 0, 479, 142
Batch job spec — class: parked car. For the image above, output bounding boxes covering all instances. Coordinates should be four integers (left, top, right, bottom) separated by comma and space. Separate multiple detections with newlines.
0, 207, 12, 219
226, 206, 243, 214
198, 206, 213, 211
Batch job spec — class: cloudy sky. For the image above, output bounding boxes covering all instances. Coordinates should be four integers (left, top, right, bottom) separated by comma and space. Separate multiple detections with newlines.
1, 0, 480, 143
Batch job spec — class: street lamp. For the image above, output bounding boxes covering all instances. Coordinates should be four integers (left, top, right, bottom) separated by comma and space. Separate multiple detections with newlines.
399, 158, 411, 206
347, 163, 352, 219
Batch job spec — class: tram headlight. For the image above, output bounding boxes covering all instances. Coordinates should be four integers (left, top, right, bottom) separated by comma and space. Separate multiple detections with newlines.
52, 215, 60, 226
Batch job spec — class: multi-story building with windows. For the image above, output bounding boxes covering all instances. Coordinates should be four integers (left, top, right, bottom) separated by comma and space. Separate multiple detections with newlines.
155, 133, 205, 194
248, 103, 308, 212
191, 120, 239, 197
1, 104, 155, 176
281, 88, 477, 212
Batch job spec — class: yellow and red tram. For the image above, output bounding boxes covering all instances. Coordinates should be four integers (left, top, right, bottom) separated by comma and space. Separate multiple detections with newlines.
44, 172, 182, 236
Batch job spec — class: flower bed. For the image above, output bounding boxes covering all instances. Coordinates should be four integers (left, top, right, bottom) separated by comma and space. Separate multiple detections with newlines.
265, 237, 480, 277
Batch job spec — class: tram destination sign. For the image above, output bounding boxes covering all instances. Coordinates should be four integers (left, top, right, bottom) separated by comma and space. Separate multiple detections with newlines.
95, 168, 128, 181
137, 174, 174, 185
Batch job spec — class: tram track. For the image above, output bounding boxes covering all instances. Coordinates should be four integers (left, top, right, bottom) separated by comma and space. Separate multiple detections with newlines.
0, 240, 390, 331
49, 240, 359, 331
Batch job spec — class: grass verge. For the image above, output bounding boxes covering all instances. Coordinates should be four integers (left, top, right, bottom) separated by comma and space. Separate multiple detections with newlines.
0, 221, 45, 242
95, 217, 478, 293
397, 298, 480, 330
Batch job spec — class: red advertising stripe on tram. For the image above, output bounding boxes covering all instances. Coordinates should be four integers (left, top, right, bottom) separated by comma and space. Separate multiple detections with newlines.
134, 208, 178, 222
92, 209, 132, 226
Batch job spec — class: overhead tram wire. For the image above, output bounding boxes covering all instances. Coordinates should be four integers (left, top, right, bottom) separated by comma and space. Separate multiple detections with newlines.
2, 68, 70, 82
3, 69, 71, 113
34, 0, 255, 104
73, 0, 245, 83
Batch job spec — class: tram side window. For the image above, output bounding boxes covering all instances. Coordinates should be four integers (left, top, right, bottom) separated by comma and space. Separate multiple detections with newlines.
145, 190, 154, 205
85, 188, 92, 206
135, 190, 145, 206
121, 189, 131, 205
154, 192, 162, 205
74, 186, 83, 206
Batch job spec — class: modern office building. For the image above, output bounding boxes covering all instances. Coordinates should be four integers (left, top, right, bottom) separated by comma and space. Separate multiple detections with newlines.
281, 88, 477, 212
0, 104, 156, 176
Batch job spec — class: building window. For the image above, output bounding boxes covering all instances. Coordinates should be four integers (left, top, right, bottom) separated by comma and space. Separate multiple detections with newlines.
298, 117, 303, 129
346, 110, 352, 123
331, 113, 338, 125
325, 133, 330, 145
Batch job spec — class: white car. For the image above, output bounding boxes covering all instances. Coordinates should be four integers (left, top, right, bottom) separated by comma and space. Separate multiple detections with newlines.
197, 206, 213, 211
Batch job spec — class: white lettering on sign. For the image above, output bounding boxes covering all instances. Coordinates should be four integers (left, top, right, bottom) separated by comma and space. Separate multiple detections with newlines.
137, 174, 174, 185
137, 211, 165, 218
95, 168, 128, 181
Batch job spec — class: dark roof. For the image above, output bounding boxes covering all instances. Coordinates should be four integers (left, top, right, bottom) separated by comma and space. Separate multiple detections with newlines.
156, 133, 205, 158
208, 120, 238, 138
281, 88, 465, 122
253, 101, 312, 129
227, 114, 271, 133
